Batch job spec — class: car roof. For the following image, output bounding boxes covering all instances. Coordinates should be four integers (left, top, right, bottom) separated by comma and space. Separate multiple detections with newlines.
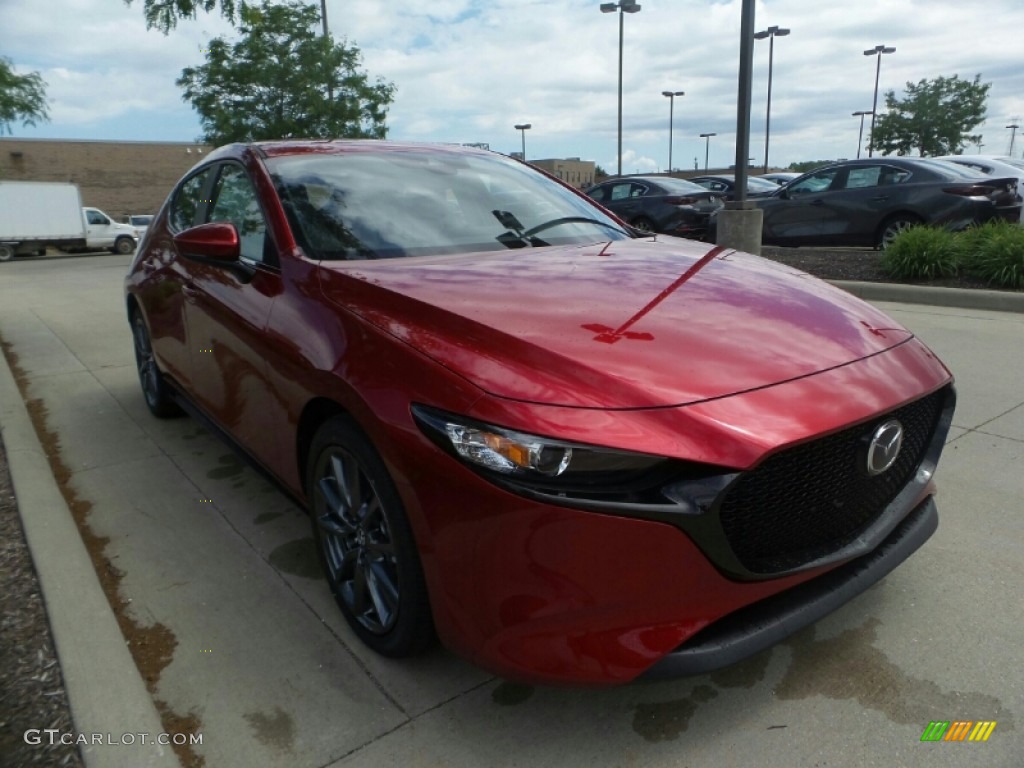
201, 139, 500, 165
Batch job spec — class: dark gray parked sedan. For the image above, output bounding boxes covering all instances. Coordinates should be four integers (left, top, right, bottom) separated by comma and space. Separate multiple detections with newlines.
585, 176, 723, 239
753, 158, 1020, 249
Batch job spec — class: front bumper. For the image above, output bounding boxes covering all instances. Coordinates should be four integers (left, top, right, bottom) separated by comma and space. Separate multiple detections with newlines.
640, 495, 937, 679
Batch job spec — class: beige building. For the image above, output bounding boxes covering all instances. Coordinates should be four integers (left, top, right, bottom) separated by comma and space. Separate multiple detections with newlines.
0, 138, 213, 219
528, 158, 596, 189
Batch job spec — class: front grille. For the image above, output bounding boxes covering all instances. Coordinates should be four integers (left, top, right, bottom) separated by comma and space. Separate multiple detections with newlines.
717, 387, 947, 574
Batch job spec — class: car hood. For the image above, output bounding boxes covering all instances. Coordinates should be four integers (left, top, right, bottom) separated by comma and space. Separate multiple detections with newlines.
318, 239, 912, 409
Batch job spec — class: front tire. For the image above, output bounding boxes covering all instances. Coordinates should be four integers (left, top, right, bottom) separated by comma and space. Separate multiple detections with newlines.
130, 309, 182, 418
0, 244, 13, 262
307, 416, 434, 657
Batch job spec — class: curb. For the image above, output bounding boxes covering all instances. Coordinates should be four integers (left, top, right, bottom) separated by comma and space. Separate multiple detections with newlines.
0, 355, 180, 767
829, 280, 1024, 313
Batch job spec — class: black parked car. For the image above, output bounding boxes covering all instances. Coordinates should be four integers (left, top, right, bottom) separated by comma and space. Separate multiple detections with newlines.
585, 176, 723, 239
754, 158, 1021, 249
689, 174, 780, 200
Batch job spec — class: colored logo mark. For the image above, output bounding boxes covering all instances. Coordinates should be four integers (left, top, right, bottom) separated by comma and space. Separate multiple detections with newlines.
920, 721, 997, 742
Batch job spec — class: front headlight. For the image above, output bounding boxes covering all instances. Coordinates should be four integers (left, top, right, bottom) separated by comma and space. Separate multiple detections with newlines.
412, 405, 682, 502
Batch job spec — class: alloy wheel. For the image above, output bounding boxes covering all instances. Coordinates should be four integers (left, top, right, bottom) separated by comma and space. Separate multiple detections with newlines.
314, 448, 400, 635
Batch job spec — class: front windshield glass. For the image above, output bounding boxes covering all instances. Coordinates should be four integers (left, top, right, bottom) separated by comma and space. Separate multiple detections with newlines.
267, 148, 631, 260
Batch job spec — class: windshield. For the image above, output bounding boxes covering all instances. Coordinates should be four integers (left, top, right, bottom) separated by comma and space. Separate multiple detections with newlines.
653, 177, 711, 194
267, 149, 630, 260
129, 215, 153, 226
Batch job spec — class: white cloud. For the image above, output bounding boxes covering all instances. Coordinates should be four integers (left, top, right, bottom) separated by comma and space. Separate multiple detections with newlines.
4, 0, 1024, 167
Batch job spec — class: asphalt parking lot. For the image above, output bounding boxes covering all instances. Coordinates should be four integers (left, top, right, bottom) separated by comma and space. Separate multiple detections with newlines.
1, 251, 1021, 767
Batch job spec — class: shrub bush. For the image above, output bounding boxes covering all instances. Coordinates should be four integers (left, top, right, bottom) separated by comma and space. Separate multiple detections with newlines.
958, 219, 1024, 289
881, 225, 960, 279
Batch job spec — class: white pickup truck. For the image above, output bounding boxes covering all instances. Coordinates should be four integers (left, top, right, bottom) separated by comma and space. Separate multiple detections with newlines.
0, 181, 139, 261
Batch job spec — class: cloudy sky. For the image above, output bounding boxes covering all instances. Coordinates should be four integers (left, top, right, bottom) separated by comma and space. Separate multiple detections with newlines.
4, 0, 1024, 173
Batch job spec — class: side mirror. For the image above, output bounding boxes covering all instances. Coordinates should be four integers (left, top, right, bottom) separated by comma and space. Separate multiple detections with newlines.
174, 222, 241, 263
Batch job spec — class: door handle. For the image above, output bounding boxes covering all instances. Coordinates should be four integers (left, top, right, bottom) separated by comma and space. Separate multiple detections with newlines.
871, 195, 889, 202
810, 199, 824, 206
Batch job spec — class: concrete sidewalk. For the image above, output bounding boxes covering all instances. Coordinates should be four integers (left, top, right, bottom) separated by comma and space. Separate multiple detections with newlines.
1, 252, 1021, 768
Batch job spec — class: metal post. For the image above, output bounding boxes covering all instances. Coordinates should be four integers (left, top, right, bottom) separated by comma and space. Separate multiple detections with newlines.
865, 45, 895, 157
1007, 124, 1020, 156
754, 26, 789, 173
700, 132, 716, 172
668, 95, 674, 172
514, 124, 531, 162
853, 110, 872, 159
321, 0, 333, 104
601, 3, 640, 176
617, 9, 624, 175
734, 0, 756, 203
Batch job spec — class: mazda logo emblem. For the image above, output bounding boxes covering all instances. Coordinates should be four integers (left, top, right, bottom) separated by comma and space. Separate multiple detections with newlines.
866, 419, 904, 476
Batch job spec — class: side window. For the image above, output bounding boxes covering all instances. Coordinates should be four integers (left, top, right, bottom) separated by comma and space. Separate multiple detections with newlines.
170, 169, 212, 233
629, 184, 647, 198
844, 166, 882, 189
86, 210, 108, 225
207, 164, 268, 264
589, 185, 607, 202
609, 183, 632, 201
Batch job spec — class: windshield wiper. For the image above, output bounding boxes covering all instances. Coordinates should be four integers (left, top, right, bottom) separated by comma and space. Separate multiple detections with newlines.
491, 210, 628, 248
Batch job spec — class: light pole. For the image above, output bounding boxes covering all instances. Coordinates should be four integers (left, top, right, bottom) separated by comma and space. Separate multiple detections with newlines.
320, 0, 333, 103
864, 44, 895, 157
661, 90, 684, 172
601, 2, 642, 176
514, 123, 531, 162
753, 25, 790, 173
1006, 124, 1020, 156
852, 110, 873, 159
699, 132, 717, 171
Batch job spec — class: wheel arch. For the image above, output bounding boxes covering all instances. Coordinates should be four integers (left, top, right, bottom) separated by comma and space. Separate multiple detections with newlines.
875, 210, 923, 240
295, 397, 352, 499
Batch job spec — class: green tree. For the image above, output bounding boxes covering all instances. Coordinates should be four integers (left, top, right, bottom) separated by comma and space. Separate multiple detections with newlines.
177, 0, 394, 145
788, 160, 834, 173
870, 74, 989, 157
123, 0, 239, 33
0, 58, 49, 134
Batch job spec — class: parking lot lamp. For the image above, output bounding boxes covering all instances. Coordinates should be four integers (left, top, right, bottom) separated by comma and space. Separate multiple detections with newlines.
753, 25, 790, 173
852, 110, 873, 159
514, 123, 532, 162
699, 132, 717, 171
1006, 124, 1020, 156
601, 1, 642, 176
662, 90, 684, 172
864, 45, 895, 157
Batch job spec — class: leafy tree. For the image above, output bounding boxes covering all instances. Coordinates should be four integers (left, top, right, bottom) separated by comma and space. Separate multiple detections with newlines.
594, 164, 608, 179
123, 0, 239, 33
0, 58, 49, 134
177, 0, 394, 145
870, 74, 989, 157
788, 160, 835, 173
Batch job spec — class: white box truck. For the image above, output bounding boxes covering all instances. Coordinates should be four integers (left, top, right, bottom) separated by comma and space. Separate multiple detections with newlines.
0, 181, 138, 262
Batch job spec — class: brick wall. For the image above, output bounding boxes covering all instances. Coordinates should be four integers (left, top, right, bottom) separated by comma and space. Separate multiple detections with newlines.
0, 139, 213, 220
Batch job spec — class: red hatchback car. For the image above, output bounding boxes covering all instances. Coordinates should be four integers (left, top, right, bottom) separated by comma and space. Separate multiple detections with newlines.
125, 141, 955, 685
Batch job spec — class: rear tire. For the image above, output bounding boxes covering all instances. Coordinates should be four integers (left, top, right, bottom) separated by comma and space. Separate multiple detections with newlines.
307, 416, 434, 657
113, 237, 136, 255
0, 244, 14, 262
877, 215, 921, 250
631, 216, 656, 234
